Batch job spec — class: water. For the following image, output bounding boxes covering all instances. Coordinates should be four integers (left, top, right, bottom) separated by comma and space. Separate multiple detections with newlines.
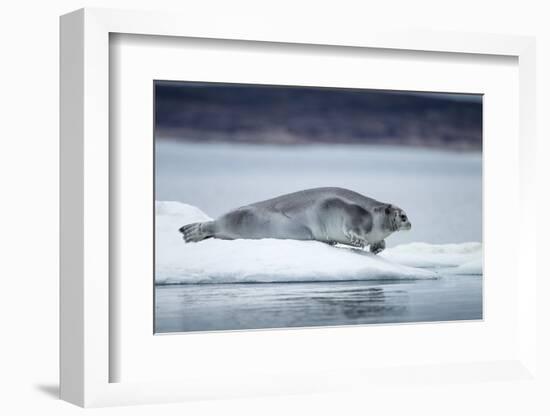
155, 140, 482, 247
155, 277, 482, 333
154, 140, 482, 332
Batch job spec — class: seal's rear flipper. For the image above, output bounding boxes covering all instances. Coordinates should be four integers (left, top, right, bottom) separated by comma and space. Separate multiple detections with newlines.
179, 221, 214, 243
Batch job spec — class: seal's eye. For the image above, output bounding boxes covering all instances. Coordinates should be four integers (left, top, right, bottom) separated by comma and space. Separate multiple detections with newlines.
401, 214, 407, 221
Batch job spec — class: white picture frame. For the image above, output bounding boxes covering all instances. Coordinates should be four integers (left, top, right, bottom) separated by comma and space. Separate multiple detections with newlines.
60, 7, 538, 407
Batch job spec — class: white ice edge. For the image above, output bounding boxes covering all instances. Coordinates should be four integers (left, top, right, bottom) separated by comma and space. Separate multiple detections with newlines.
155, 201, 482, 284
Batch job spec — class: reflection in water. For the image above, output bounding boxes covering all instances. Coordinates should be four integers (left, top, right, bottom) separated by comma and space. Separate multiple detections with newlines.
155, 276, 482, 333
311, 287, 407, 319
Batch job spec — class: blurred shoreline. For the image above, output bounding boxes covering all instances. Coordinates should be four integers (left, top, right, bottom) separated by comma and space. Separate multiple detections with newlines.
155, 82, 482, 152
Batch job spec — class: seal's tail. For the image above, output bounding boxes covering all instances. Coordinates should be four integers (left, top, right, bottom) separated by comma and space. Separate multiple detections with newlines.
179, 221, 214, 243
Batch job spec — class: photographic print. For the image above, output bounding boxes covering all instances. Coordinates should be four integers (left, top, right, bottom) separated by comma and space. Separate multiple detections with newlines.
154, 81, 482, 333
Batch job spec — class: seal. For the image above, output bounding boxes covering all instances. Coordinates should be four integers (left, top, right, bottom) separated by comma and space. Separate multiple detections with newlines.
179, 187, 411, 254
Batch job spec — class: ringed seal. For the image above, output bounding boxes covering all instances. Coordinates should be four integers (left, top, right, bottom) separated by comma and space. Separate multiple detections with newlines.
179, 187, 411, 254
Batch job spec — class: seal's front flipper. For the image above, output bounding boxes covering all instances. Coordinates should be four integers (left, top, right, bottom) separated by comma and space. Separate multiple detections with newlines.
344, 229, 366, 249
369, 240, 386, 255
179, 221, 215, 243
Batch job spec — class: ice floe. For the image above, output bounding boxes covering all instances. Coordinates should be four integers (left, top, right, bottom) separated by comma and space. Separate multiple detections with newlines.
155, 201, 481, 284
381, 242, 482, 274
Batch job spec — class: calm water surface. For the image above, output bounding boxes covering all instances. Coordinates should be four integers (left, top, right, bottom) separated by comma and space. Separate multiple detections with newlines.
155, 276, 482, 333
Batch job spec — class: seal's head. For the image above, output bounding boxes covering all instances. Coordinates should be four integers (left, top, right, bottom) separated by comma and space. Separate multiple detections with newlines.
384, 204, 412, 232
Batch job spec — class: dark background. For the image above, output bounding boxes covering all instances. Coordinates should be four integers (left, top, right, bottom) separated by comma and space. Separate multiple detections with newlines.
155, 81, 482, 151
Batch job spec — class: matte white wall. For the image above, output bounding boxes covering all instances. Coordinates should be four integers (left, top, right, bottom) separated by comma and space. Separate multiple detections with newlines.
1, 1, 548, 415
